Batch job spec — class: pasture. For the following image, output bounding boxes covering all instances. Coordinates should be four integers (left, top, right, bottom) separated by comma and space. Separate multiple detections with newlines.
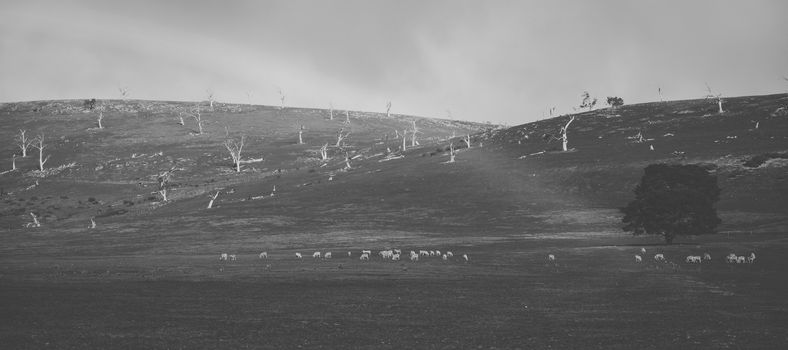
2, 227, 787, 349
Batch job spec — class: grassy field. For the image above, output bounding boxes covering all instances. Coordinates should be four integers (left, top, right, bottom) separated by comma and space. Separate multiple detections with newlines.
1, 95, 787, 348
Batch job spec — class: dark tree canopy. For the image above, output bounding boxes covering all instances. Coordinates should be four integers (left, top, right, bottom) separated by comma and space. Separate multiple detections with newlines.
606, 96, 624, 108
621, 163, 721, 244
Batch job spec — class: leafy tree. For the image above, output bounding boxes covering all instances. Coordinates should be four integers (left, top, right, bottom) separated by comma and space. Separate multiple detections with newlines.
621, 164, 721, 244
606, 96, 624, 109
579, 91, 597, 111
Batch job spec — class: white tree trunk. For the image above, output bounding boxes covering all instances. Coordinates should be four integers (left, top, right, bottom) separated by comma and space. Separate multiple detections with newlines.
320, 143, 328, 160
410, 120, 419, 147
159, 188, 168, 201
402, 130, 407, 151
89, 217, 96, 229
561, 116, 575, 152
18, 130, 30, 157
207, 191, 220, 209
97, 112, 104, 129
298, 125, 304, 144
29, 212, 40, 227
224, 136, 245, 172
33, 134, 50, 171
12, 154, 17, 171
329, 103, 334, 120
463, 134, 471, 149
386, 101, 392, 118
448, 143, 455, 163
344, 153, 351, 170
717, 98, 723, 114
345, 110, 350, 124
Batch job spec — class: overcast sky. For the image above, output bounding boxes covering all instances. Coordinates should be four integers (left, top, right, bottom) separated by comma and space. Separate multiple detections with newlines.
1, 0, 786, 125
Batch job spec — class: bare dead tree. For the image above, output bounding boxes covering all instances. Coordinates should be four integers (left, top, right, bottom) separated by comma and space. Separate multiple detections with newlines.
89, 217, 96, 229
97, 110, 104, 129
31, 134, 50, 171
17, 129, 32, 157
386, 101, 392, 118
560, 116, 576, 152
345, 110, 350, 124
207, 191, 220, 209
207, 89, 215, 111
11, 154, 17, 171
192, 105, 204, 135
463, 134, 471, 149
298, 125, 305, 144
320, 143, 329, 160
177, 112, 185, 126
224, 136, 245, 172
448, 143, 456, 163
329, 102, 334, 120
278, 89, 286, 110
344, 152, 351, 170
410, 120, 421, 147
119, 86, 129, 100
157, 166, 176, 201
705, 83, 724, 114
658, 87, 664, 102
335, 128, 350, 147
401, 129, 407, 151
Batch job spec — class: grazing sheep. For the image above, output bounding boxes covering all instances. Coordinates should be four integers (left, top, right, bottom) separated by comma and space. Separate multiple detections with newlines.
359, 253, 370, 261
462, 254, 469, 262
410, 253, 419, 262
442, 254, 448, 261
392, 253, 400, 261
362, 250, 372, 255
547, 254, 556, 263
685, 255, 701, 263
446, 251, 454, 257
324, 252, 332, 259
348, 251, 352, 257
259, 252, 268, 259
635, 255, 642, 263
229, 254, 237, 261
429, 251, 436, 257
703, 253, 712, 261
419, 250, 429, 257
295, 252, 303, 259
436, 250, 441, 256
654, 254, 665, 262
736, 256, 746, 264
640, 248, 647, 254
313, 252, 321, 259
219, 253, 228, 261
393, 249, 402, 255
748, 252, 756, 263
725, 253, 737, 263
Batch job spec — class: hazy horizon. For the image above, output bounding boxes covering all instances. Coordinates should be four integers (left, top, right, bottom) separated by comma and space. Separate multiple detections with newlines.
1, 0, 787, 125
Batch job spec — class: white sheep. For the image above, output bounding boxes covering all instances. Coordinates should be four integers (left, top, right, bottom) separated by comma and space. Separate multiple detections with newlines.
392, 253, 400, 261
419, 250, 429, 257
736, 256, 746, 264
703, 253, 711, 261
429, 251, 436, 256
685, 255, 701, 263
635, 255, 642, 263
726, 253, 737, 263
547, 254, 556, 263
748, 252, 756, 263
393, 249, 402, 255
446, 251, 454, 257
295, 252, 302, 259
219, 253, 228, 261
462, 254, 469, 262
313, 251, 321, 259
362, 250, 372, 255
348, 251, 352, 257
442, 254, 448, 261
324, 252, 332, 259
229, 254, 237, 261
359, 253, 370, 261
654, 254, 665, 262
259, 252, 268, 259
436, 250, 441, 256
410, 253, 419, 262
640, 248, 647, 254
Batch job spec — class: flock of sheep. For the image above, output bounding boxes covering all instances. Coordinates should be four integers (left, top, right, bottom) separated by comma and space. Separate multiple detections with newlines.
634, 248, 757, 265
218, 249, 470, 263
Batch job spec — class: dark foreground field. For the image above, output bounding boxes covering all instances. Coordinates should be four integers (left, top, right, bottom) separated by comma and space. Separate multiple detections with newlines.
3, 231, 788, 349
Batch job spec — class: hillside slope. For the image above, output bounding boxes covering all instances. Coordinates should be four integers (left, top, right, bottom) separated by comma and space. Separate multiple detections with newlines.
1, 94, 787, 252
